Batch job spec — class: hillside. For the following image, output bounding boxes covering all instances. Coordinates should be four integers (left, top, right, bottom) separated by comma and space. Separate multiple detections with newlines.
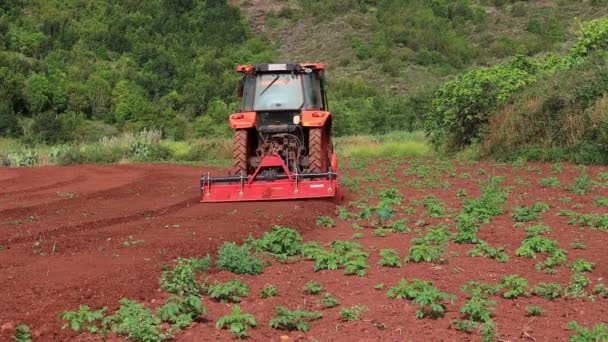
0, 0, 607, 145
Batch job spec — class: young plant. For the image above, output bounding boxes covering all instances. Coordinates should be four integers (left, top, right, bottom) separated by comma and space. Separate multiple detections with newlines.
105, 299, 169, 342
525, 224, 551, 238
593, 283, 608, 298
216, 305, 257, 339
340, 305, 368, 321
316, 293, 340, 308
12, 324, 31, 342
387, 278, 456, 319
316, 216, 336, 228
157, 295, 206, 330
499, 275, 530, 299
538, 177, 561, 188
216, 243, 264, 275
533, 282, 563, 300
571, 239, 586, 249
303, 281, 323, 295
567, 321, 608, 341
209, 280, 250, 303
511, 206, 540, 222
515, 236, 559, 258
565, 273, 590, 298
525, 306, 544, 317
160, 256, 212, 295
570, 259, 594, 273
250, 226, 303, 258
378, 249, 402, 267
61, 305, 107, 333
261, 285, 279, 299
269, 306, 323, 332
467, 240, 509, 263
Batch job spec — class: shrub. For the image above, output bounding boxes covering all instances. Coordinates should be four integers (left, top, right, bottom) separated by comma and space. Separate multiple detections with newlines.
216, 243, 264, 275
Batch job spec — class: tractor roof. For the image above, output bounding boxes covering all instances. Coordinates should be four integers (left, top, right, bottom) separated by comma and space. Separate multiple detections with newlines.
237, 63, 325, 74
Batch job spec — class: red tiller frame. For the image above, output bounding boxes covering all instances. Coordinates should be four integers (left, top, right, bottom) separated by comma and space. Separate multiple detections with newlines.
200, 154, 339, 203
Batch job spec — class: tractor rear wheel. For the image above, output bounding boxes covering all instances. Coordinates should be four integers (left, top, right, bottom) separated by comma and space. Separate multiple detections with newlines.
232, 129, 248, 176
308, 127, 325, 173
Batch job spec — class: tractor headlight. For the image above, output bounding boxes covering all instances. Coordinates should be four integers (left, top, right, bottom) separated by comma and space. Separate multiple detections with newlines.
293, 115, 301, 125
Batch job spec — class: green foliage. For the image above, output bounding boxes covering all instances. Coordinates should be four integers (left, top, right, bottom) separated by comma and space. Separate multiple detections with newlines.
539, 177, 561, 188
567, 321, 608, 342
378, 249, 402, 267
525, 224, 551, 238
160, 256, 211, 296
499, 275, 530, 299
340, 305, 368, 321
422, 195, 446, 218
303, 281, 323, 295
306, 240, 370, 276
12, 324, 32, 342
316, 216, 336, 228
269, 307, 323, 332
106, 299, 169, 342
467, 240, 509, 263
533, 282, 563, 300
216, 243, 264, 275
594, 283, 608, 298
511, 206, 540, 222
515, 236, 559, 258
61, 305, 107, 333
216, 305, 258, 339
406, 225, 449, 263
250, 226, 303, 259
378, 187, 404, 206
387, 278, 456, 319
261, 285, 279, 299
526, 306, 544, 317
570, 19, 608, 59
457, 295, 496, 324
316, 293, 340, 308
461, 281, 500, 298
157, 296, 206, 330
209, 280, 250, 303
565, 272, 591, 298
571, 259, 594, 273
594, 196, 608, 207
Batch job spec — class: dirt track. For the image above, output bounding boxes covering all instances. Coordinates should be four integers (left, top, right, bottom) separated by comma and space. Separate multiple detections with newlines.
0, 164, 332, 341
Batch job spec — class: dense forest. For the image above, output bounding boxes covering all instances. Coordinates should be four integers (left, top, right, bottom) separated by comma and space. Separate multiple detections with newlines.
1, 0, 608, 164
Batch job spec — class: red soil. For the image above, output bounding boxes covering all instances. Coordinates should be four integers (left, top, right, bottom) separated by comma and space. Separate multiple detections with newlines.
0, 161, 607, 341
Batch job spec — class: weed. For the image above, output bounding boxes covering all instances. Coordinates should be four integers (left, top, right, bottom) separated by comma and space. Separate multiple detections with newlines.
316, 216, 336, 228
216, 243, 264, 275
551, 164, 563, 174
157, 295, 206, 330
539, 177, 561, 188
216, 305, 257, 339
316, 293, 340, 308
593, 196, 608, 207
373, 227, 387, 237
378, 248, 402, 267
499, 275, 530, 299
160, 256, 211, 296
571, 259, 594, 273
559, 197, 572, 203
340, 305, 368, 321
338, 206, 355, 220
374, 283, 385, 290
567, 321, 608, 341
468, 241, 509, 263
533, 282, 563, 300
209, 280, 250, 303
269, 307, 322, 332
352, 233, 363, 239
303, 281, 323, 295
526, 306, 544, 317
61, 305, 107, 333
261, 285, 279, 299
12, 324, 31, 342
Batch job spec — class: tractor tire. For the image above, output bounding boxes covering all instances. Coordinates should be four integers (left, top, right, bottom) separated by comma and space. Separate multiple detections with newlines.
232, 129, 248, 176
308, 127, 324, 173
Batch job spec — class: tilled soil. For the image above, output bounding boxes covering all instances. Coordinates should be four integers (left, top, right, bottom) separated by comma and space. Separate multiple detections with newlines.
1, 161, 607, 342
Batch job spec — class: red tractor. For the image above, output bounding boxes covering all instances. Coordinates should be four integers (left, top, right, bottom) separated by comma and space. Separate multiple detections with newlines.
200, 63, 338, 202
